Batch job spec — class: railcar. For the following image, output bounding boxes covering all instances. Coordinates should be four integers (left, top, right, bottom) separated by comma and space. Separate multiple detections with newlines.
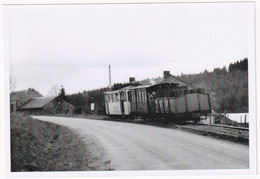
104, 74, 211, 123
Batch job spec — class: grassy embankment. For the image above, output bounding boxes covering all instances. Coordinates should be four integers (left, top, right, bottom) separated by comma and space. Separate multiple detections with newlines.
11, 113, 93, 171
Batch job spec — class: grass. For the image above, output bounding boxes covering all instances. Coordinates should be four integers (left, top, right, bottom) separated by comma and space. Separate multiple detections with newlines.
11, 113, 93, 171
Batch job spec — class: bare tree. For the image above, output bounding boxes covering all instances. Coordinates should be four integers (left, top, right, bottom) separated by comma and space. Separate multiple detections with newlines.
47, 84, 60, 96
10, 76, 17, 93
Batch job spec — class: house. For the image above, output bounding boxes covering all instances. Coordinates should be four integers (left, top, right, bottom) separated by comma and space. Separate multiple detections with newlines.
10, 88, 75, 115
10, 88, 43, 113
141, 71, 197, 90
161, 71, 197, 90
18, 96, 75, 115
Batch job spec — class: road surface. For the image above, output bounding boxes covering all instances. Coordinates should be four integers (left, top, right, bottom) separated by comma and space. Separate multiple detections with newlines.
32, 116, 249, 170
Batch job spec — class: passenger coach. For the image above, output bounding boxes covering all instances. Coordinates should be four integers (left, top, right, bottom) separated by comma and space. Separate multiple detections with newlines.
104, 71, 211, 122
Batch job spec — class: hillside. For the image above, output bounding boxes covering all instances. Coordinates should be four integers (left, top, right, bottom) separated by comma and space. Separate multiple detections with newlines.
178, 58, 248, 113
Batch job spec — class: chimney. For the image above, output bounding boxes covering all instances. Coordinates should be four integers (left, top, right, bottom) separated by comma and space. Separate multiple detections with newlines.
129, 77, 135, 83
163, 71, 171, 78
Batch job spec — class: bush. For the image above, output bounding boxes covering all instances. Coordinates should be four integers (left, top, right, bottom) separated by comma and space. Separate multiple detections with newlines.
74, 105, 83, 114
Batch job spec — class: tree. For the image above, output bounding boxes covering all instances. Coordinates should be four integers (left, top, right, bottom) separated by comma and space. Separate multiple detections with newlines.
47, 84, 60, 96
59, 85, 67, 100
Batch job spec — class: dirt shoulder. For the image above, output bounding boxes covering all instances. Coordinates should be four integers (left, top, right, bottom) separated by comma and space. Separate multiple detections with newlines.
11, 113, 109, 171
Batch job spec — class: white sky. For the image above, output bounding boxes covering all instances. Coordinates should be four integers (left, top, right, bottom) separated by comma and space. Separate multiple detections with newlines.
3, 2, 253, 95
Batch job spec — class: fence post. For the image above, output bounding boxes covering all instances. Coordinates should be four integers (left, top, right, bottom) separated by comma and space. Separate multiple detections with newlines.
244, 114, 247, 127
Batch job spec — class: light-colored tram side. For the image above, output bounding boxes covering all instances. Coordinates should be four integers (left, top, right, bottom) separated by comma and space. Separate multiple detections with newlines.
104, 87, 131, 116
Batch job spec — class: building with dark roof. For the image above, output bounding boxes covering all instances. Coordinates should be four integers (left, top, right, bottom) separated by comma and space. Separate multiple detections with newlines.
10, 88, 43, 113
10, 88, 75, 115
161, 71, 197, 89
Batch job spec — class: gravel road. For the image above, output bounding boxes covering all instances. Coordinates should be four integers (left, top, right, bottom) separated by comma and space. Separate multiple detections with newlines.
32, 116, 249, 170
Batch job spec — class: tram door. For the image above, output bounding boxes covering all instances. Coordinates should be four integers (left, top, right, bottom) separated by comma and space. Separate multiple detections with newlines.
120, 92, 125, 115
148, 92, 156, 114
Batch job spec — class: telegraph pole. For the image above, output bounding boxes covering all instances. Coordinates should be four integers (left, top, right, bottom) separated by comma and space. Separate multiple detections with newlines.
109, 65, 111, 89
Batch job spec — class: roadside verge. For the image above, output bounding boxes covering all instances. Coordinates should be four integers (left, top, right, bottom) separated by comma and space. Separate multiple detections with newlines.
11, 113, 106, 171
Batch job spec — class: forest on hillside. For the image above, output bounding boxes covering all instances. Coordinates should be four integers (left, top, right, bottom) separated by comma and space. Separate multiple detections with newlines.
178, 58, 248, 113
67, 58, 248, 114
68, 88, 108, 114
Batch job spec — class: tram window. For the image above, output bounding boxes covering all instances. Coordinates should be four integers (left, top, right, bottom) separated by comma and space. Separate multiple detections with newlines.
179, 90, 184, 96
120, 92, 123, 101
115, 93, 119, 102
124, 92, 129, 101
121, 92, 127, 101
138, 90, 142, 101
110, 94, 113, 102
142, 90, 147, 101
104, 95, 106, 102
111, 94, 115, 102
131, 91, 136, 102
169, 91, 174, 97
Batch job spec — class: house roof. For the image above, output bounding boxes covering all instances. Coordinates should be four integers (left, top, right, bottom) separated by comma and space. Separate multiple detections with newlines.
19, 96, 58, 109
10, 88, 43, 101
160, 75, 196, 88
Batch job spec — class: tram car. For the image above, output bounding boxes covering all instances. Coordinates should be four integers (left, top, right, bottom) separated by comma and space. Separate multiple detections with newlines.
104, 71, 211, 122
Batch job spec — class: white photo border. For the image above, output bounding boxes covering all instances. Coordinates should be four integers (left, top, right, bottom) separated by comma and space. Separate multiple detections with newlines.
0, 0, 258, 179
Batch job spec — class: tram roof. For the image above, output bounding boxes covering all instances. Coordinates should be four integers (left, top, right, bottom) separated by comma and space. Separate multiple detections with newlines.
130, 82, 182, 90
104, 82, 184, 94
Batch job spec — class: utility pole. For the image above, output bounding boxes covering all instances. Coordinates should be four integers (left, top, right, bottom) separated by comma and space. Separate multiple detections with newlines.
109, 65, 111, 89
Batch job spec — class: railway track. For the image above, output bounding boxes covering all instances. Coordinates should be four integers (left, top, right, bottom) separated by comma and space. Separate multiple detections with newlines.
71, 114, 249, 145
175, 123, 249, 144
105, 116, 249, 144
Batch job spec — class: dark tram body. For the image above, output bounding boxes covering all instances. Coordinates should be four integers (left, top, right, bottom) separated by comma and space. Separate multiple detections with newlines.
104, 71, 211, 122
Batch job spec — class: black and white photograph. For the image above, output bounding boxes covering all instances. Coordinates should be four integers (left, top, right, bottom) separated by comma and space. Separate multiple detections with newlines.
1, 1, 257, 178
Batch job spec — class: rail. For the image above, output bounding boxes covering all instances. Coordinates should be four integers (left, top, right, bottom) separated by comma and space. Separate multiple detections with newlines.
198, 123, 249, 131
177, 123, 249, 144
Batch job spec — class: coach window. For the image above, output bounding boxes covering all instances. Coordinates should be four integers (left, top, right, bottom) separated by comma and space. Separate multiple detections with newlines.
179, 89, 184, 96
115, 93, 119, 102
107, 94, 109, 102
111, 94, 114, 102
169, 91, 174, 97
113, 94, 116, 102
114, 93, 117, 102
107, 94, 110, 102
138, 90, 142, 101
106, 94, 109, 102
121, 92, 127, 102
131, 91, 136, 102
142, 90, 147, 101
109, 94, 112, 102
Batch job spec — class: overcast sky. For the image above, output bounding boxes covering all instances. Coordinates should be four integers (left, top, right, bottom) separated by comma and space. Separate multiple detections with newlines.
3, 2, 254, 95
